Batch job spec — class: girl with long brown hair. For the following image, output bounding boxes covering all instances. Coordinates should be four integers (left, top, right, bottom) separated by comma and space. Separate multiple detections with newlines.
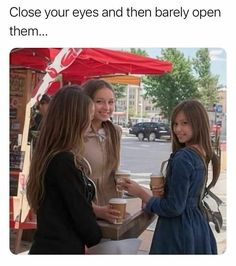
26, 85, 102, 254
82, 79, 121, 223
122, 99, 220, 254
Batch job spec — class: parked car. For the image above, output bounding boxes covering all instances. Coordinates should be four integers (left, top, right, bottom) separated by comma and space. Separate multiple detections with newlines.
129, 122, 171, 141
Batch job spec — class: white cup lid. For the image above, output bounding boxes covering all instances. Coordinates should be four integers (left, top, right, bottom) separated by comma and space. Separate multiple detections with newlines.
151, 172, 163, 177
116, 170, 131, 175
109, 198, 127, 204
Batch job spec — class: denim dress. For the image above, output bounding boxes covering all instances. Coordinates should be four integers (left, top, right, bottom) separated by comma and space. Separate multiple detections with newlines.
145, 148, 217, 254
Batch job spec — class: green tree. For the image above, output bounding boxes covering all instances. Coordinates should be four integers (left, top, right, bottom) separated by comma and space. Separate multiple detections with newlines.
130, 48, 148, 56
192, 48, 219, 108
143, 48, 199, 120
128, 106, 136, 117
112, 83, 126, 99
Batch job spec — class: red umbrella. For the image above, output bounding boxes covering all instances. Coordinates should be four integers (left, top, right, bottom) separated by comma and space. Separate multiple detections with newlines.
10, 48, 60, 71
62, 48, 172, 83
10, 48, 172, 84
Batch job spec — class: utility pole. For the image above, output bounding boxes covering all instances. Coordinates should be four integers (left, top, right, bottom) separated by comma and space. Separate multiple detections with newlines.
126, 85, 129, 126
139, 97, 143, 122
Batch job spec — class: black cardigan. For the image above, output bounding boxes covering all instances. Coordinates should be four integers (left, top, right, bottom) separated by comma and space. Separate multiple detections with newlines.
29, 152, 102, 254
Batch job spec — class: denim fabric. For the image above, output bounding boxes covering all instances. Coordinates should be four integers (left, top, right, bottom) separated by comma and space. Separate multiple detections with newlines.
145, 148, 217, 254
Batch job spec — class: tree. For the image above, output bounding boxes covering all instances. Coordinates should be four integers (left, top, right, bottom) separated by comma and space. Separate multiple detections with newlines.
143, 48, 199, 121
192, 48, 219, 108
130, 48, 148, 56
112, 83, 126, 100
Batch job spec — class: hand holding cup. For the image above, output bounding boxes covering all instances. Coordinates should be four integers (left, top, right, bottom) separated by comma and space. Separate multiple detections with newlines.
115, 170, 131, 197
109, 198, 127, 224
150, 174, 165, 197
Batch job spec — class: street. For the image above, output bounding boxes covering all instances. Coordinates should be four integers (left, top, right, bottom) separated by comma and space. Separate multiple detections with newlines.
120, 136, 171, 174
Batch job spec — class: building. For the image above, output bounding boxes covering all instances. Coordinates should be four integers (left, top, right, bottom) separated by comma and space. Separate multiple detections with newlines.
113, 84, 163, 126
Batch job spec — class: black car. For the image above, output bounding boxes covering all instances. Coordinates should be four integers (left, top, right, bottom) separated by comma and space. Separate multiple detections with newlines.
129, 122, 171, 141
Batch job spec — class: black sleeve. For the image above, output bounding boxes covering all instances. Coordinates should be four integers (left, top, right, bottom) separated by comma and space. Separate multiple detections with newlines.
48, 152, 102, 247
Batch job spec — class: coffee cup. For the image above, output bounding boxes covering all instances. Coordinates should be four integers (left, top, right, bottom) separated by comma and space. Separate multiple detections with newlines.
109, 198, 127, 224
115, 170, 131, 197
150, 174, 165, 197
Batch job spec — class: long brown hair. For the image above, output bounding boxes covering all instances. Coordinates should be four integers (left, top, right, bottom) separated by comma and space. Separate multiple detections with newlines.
27, 85, 93, 211
81, 79, 120, 171
171, 99, 220, 187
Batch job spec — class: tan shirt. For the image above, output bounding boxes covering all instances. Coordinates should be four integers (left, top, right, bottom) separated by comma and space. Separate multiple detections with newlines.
83, 127, 119, 206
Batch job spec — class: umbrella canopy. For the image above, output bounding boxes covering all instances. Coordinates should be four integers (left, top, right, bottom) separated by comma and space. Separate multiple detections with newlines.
62, 48, 172, 83
10, 48, 60, 71
10, 48, 172, 84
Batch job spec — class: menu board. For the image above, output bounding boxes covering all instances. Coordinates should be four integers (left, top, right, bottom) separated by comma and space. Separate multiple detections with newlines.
10, 151, 25, 170
9, 69, 28, 170
9, 69, 42, 198
10, 72, 26, 96
10, 171, 20, 196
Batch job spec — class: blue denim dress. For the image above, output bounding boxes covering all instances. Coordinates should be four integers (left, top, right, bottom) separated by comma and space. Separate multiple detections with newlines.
145, 148, 217, 254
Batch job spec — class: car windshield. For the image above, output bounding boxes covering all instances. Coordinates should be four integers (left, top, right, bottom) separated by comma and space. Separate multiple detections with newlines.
159, 126, 166, 130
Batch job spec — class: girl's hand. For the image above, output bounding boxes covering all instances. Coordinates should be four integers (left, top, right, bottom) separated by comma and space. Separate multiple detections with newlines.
150, 184, 165, 197
92, 204, 120, 224
121, 179, 152, 203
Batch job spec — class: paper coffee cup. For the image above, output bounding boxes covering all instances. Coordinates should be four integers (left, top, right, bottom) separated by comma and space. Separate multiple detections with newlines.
150, 174, 165, 196
115, 170, 131, 197
109, 198, 127, 224
115, 170, 131, 179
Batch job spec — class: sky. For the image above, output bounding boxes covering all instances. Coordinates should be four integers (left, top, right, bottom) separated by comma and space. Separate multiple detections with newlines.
141, 48, 226, 86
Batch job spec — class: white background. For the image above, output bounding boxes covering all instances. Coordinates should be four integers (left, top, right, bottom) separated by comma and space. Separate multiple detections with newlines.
1, 0, 235, 265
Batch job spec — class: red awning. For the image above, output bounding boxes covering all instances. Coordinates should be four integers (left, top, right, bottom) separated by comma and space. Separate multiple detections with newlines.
10, 48, 172, 84
10, 48, 60, 71
62, 48, 172, 83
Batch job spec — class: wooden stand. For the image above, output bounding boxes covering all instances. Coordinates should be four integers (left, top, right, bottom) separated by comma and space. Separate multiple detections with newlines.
10, 69, 40, 254
98, 198, 156, 240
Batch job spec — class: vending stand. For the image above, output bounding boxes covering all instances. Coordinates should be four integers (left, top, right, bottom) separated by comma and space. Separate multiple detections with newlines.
10, 69, 41, 253
9, 48, 172, 254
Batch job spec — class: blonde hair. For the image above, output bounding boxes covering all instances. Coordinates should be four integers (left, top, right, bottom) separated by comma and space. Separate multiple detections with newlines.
27, 85, 93, 211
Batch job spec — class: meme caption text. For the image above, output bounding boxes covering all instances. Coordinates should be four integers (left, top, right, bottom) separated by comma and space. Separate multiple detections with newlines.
9, 6, 222, 37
